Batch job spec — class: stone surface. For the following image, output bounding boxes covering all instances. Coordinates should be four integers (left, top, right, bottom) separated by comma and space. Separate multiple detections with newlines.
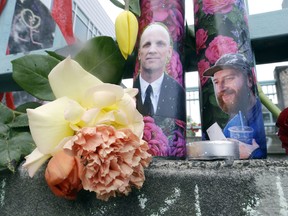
1, 157, 288, 216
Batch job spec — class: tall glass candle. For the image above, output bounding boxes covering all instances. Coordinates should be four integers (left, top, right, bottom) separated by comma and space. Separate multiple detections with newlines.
193, 0, 267, 159
133, 0, 186, 159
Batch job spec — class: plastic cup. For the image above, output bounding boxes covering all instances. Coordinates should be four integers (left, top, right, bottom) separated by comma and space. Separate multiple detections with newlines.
228, 126, 254, 145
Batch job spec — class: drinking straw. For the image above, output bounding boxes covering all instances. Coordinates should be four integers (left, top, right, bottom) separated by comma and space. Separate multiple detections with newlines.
239, 110, 244, 128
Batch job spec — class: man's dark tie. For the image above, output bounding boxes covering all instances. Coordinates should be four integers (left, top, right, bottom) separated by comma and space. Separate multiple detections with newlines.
143, 85, 154, 116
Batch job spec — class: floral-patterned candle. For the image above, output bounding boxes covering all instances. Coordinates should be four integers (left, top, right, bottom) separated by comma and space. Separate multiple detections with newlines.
193, 0, 267, 159
133, 0, 186, 158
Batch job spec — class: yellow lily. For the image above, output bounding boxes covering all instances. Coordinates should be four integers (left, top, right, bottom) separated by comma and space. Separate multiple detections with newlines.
23, 57, 144, 177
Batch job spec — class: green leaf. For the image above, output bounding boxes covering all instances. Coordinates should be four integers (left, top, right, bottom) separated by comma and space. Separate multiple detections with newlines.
198, 14, 218, 36
0, 103, 14, 124
129, 0, 141, 16
15, 102, 42, 113
226, 6, 244, 25
46, 50, 66, 61
0, 110, 33, 173
0, 131, 35, 172
110, 0, 125, 10
8, 114, 29, 128
0, 104, 34, 172
12, 54, 60, 101
75, 36, 126, 84
0, 124, 9, 139
110, 0, 140, 16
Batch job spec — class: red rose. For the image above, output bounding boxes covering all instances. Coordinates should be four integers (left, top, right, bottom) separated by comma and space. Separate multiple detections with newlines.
276, 107, 288, 154
205, 35, 238, 64
202, 0, 236, 15
196, 29, 208, 54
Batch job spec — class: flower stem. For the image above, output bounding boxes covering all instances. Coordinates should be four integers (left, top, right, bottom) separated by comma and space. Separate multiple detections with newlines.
257, 83, 281, 118
125, 0, 129, 11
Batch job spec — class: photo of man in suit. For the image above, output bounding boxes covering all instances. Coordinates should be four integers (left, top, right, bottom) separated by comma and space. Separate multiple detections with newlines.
133, 22, 186, 122
133, 22, 186, 158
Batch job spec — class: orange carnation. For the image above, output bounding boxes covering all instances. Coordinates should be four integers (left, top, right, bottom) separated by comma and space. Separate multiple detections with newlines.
64, 125, 152, 201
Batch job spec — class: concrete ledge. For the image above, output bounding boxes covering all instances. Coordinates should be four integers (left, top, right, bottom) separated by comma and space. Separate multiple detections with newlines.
1, 157, 288, 216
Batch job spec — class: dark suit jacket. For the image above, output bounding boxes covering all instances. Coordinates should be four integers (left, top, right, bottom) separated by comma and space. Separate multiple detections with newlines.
133, 73, 186, 121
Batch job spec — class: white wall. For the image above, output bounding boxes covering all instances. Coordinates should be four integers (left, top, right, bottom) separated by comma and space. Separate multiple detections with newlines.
40, 0, 115, 37
74, 0, 115, 37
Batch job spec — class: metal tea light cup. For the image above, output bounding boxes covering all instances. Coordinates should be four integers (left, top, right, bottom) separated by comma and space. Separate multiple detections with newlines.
186, 140, 240, 160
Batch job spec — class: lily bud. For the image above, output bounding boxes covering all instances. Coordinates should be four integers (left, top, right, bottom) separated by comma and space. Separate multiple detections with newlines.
115, 11, 138, 59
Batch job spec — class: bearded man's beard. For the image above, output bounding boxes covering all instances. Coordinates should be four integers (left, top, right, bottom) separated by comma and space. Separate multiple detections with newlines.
216, 85, 251, 116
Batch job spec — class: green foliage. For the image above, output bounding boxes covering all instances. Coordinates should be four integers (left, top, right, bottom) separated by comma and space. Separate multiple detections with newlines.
198, 13, 218, 36
11, 36, 126, 101
110, 0, 141, 16
46, 50, 66, 61
129, 0, 141, 16
227, 7, 243, 25
0, 103, 35, 172
75, 36, 126, 84
15, 102, 42, 113
11, 55, 60, 101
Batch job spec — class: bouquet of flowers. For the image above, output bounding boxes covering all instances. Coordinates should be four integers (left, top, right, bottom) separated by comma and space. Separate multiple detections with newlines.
0, 1, 153, 201
21, 57, 151, 201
